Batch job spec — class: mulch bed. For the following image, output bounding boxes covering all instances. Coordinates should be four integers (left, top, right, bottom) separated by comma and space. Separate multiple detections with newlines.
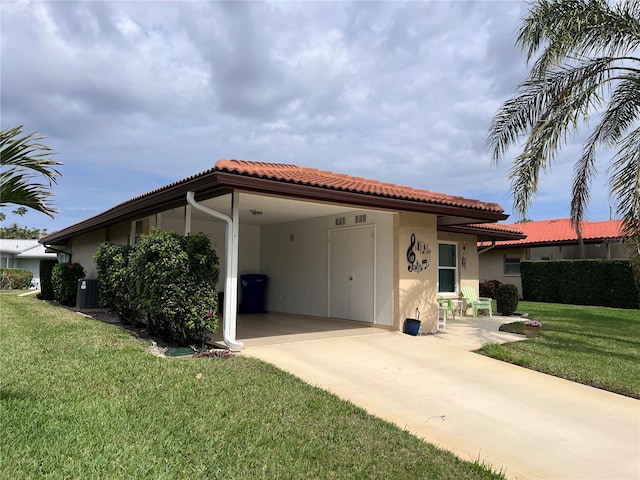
76, 308, 235, 359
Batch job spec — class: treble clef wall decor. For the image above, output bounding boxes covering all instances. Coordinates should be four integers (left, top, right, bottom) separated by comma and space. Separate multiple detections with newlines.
406, 233, 431, 273
406, 233, 417, 271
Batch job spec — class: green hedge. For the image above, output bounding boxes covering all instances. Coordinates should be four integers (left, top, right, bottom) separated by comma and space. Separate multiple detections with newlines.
521, 259, 640, 309
39, 259, 57, 300
0, 268, 33, 290
51, 263, 86, 306
130, 231, 219, 346
94, 243, 139, 324
97, 230, 220, 346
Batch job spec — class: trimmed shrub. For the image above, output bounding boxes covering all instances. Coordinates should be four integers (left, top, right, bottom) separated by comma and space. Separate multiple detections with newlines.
0, 268, 33, 290
496, 284, 519, 316
479, 279, 502, 299
521, 259, 640, 308
39, 259, 57, 300
51, 262, 86, 306
94, 243, 140, 324
129, 230, 219, 346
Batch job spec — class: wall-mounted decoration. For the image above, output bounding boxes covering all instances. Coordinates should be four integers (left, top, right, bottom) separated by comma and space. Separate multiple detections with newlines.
406, 233, 431, 273
461, 241, 467, 269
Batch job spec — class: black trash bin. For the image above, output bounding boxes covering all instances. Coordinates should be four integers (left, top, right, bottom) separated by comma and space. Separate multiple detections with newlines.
240, 274, 268, 313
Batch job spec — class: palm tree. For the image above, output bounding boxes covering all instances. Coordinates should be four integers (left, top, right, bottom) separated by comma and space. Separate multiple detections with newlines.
487, 0, 640, 278
1, 126, 62, 218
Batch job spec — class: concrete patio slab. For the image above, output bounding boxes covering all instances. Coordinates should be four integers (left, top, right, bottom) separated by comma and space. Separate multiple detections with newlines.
209, 313, 386, 348
245, 324, 640, 480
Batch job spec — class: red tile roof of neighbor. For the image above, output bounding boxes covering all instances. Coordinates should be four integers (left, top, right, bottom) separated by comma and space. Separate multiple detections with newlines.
215, 160, 504, 212
485, 218, 623, 248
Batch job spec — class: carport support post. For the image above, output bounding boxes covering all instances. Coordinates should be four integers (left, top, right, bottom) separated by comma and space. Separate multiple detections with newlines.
186, 191, 243, 351
228, 191, 240, 345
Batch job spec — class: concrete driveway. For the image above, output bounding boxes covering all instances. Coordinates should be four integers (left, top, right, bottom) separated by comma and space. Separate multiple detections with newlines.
244, 319, 640, 480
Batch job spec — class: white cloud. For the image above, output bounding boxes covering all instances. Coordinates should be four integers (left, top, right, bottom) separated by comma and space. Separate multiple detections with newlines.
0, 0, 613, 232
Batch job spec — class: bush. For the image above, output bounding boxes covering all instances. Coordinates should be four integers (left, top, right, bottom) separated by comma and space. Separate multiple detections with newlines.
521, 259, 640, 308
496, 284, 519, 316
129, 230, 219, 346
479, 279, 502, 299
51, 262, 86, 306
0, 268, 33, 290
94, 243, 140, 324
39, 259, 57, 300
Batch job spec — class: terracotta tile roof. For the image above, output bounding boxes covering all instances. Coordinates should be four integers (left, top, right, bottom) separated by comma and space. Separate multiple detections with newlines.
487, 218, 623, 247
215, 159, 504, 213
466, 222, 525, 236
42, 159, 510, 245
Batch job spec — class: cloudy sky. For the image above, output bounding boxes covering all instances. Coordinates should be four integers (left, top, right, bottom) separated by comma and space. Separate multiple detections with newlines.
1, 0, 614, 233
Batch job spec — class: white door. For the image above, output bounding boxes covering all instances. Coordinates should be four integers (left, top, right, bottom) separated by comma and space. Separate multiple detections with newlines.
329, 226, 374, 322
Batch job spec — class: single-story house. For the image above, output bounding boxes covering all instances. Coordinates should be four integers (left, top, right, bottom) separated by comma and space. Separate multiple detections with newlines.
41, 159, 523, 350
479, 218, 627, 293
0, 239, 57, 288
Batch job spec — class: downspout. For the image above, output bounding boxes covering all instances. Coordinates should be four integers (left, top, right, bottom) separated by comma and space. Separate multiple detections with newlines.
186, 191, 244, 351
478, 240, 496, 255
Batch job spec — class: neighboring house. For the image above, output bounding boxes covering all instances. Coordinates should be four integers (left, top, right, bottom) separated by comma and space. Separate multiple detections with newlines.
0, 239, 57, 287
40, 159, 523, 349
479, 218, 627, 293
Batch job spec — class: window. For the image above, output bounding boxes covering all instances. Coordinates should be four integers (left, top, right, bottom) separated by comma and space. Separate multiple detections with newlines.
504, 255, 521, 275
438, 243, 457, 293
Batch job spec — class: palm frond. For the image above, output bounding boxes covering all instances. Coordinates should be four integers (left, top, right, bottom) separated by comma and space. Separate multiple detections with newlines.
517, 0, 640, 76
0, 171, 55, 216
0, 125, 61, 217
609, 127, 640, 239
487, 56, 626, 165
572, 73, 640, 233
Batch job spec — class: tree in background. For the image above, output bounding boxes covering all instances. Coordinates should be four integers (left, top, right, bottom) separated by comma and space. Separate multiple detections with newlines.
487, 0, 640, 282
0, 206, 46, 239
0, 224, 46, 240
0, 126, 62, 218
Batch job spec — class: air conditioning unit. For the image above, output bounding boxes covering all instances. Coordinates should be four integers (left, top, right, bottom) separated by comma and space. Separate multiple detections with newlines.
76, 279, 99, 309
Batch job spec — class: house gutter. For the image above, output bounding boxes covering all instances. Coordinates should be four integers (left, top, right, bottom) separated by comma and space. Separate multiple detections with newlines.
186, 191, 243, 351
478, 240, 496, 254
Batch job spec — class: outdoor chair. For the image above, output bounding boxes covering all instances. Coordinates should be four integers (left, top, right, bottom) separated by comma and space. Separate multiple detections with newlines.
436, 298, 454, 330
460, 285, 492, 318
437, 297, 455, 318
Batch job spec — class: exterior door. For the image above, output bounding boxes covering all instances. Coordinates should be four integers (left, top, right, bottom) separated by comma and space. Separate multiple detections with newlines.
329, 226, 374, 322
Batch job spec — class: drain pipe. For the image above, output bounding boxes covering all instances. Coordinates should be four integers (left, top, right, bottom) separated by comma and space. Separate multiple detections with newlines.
186, 191, 244, 351
478, 240, 496, 255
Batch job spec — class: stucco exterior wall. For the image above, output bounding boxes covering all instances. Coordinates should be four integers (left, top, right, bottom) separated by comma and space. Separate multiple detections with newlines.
106, 221, 131, 245
13, 258, 41, 279
70, 228, 107, 278
260, 209, 394, 325
395, 212, 438, 333
479, 248, 523, 293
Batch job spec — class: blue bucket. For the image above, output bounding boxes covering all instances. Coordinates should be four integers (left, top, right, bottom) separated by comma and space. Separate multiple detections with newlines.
403, 318, 421, 336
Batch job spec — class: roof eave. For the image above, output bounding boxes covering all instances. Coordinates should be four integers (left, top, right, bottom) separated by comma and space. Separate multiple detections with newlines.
487, 237, 624, 249
442, 224, 525, 242
42, 171, 509, 245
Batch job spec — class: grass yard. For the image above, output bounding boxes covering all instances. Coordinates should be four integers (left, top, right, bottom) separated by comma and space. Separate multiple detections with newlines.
0, 291, 504, 480
477, 301, 640, 399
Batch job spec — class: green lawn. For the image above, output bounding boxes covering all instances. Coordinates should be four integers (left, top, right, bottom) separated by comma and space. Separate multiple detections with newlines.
1, 291, 504, 480
478, 301, 640, 399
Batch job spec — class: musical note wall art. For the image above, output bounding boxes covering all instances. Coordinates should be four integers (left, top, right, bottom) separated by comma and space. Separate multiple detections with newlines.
406, 233, 431, 273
